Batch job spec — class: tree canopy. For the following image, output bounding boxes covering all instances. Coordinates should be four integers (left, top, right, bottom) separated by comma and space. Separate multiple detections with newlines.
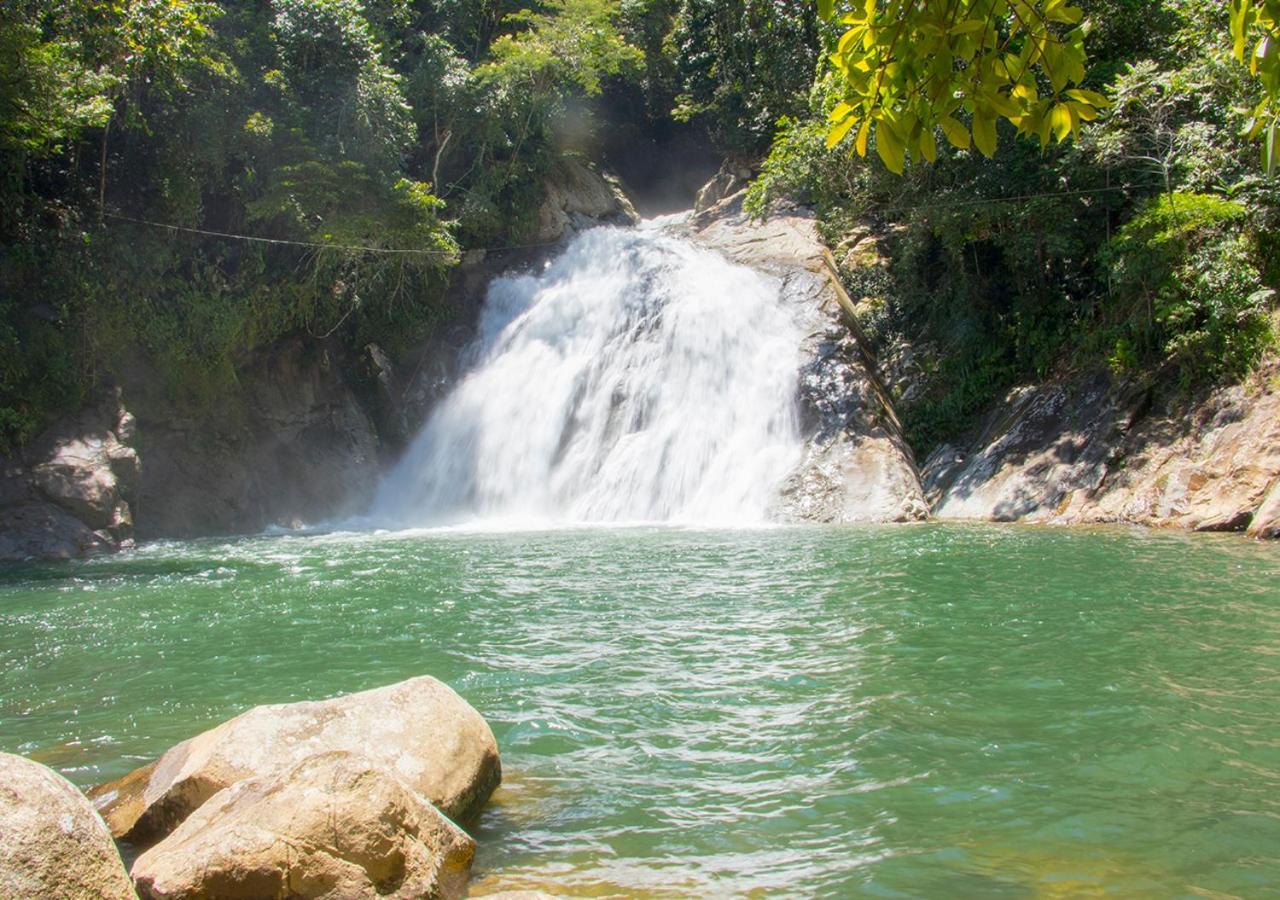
820, 0, 1280, 173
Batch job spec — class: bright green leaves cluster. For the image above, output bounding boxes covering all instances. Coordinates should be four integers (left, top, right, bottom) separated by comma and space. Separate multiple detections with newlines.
480, 0, 644, 97
1231, 0, 1280, 172
0, 0, 219, 156
820, 0, 1110, 172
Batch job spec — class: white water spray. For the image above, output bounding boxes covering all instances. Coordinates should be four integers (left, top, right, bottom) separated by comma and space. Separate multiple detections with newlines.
372, 224, 804, 527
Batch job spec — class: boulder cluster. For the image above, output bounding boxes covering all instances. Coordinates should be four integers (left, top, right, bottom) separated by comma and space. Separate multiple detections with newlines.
0, 676, 541, 899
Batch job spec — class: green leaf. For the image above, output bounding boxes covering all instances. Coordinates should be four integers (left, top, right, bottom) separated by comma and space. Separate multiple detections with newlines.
875, 120, 906, 173
972, 110, 997, 157
827, 114, 858, 149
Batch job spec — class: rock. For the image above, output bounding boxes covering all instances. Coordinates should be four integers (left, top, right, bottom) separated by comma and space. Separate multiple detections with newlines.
91, 676, 500, 847
690, 195, 928, 524
1249, 478, 1280, 538
693, 168, 740, 214
1072, 373, 1280, 533
930, 363, 1280, 535
0, 752, 136, 900
532, 158, 640, 243
480, 893, 561, 899
0, 389, 139, 561
0, 501, 116, 562
127, 336, 383, 539
933, 372, 1136, 522
692, 191, 827, 272
131, 751, 474, 900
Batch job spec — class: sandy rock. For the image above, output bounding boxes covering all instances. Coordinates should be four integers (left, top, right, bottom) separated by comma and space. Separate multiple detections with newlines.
0, 752, 136, 900
91, 676, 501, 847
1075, 376, 1280, 532
692, 191, 827, 272
131, 752, 474, 900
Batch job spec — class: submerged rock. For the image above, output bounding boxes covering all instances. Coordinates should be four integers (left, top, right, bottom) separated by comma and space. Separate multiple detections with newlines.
0, 752, 136, 900
91, 676, 501, 847
131, 751, 474, 900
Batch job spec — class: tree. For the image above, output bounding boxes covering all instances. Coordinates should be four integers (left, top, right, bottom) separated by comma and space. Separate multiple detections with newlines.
819, 0, 1110, 173
820, 0, 1280, 173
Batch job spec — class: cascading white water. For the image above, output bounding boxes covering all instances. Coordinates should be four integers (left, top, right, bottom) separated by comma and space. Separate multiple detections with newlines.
371, 223, 804, 527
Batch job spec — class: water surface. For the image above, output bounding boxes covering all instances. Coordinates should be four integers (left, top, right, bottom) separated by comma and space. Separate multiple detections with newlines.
2, 524, 1278, 897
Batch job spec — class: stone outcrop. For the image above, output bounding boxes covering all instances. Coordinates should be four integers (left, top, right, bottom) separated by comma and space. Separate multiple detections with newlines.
91, 676, 501, 847
928, 363, 1280, 535
532, 157, 640, 244
131, 751, 475, 900
690, 189, 929, 524
0, 752, 136, 900
0, 389, 138, 562
123, 335, 383, 539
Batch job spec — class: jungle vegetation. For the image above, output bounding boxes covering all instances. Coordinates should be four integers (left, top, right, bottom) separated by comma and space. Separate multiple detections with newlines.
1, 0, 1277, 455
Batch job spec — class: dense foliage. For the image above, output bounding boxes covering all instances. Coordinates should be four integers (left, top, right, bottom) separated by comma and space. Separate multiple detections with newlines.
0, 0, 655, 450
2, 0, 1276, 461
751, 0, 1278, 452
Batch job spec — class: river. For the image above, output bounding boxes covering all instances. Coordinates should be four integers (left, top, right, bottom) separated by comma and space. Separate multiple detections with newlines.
2, 524, 1278, 896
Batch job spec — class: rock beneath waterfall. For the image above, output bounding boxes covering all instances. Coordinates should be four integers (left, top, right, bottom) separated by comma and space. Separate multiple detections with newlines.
90, 676, 501, 847
690, 189, 929, 524
0, 752, 136, 900
131, 751, 474, 900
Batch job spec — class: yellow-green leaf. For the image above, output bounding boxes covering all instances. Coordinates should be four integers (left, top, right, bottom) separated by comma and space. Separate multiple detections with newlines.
973, 111, 997, 157
876, 121, 906, 173
940, 115, 970, 150
827, 114, 859, 149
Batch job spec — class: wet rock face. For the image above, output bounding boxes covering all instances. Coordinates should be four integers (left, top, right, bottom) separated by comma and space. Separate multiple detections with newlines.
689, 188, 928, 524
91, 676, 501, 849
131, 751, 475, 900
0, 752, 136, 900
127, 336, 383, 540
0, 389, 139, 562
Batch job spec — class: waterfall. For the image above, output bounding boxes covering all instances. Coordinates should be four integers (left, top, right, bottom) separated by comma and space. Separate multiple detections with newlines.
371, 223, 804, 527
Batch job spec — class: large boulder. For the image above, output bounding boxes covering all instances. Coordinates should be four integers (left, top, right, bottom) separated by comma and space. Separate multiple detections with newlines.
0, 752, 136, 900
929, 363, 1280, 535
90, 677, 501, 847
131, 752, 475, 900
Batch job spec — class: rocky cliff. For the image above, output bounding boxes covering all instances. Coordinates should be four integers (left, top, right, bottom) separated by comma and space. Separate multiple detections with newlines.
924, 363, 1280, 537
0, 160, 639, 560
